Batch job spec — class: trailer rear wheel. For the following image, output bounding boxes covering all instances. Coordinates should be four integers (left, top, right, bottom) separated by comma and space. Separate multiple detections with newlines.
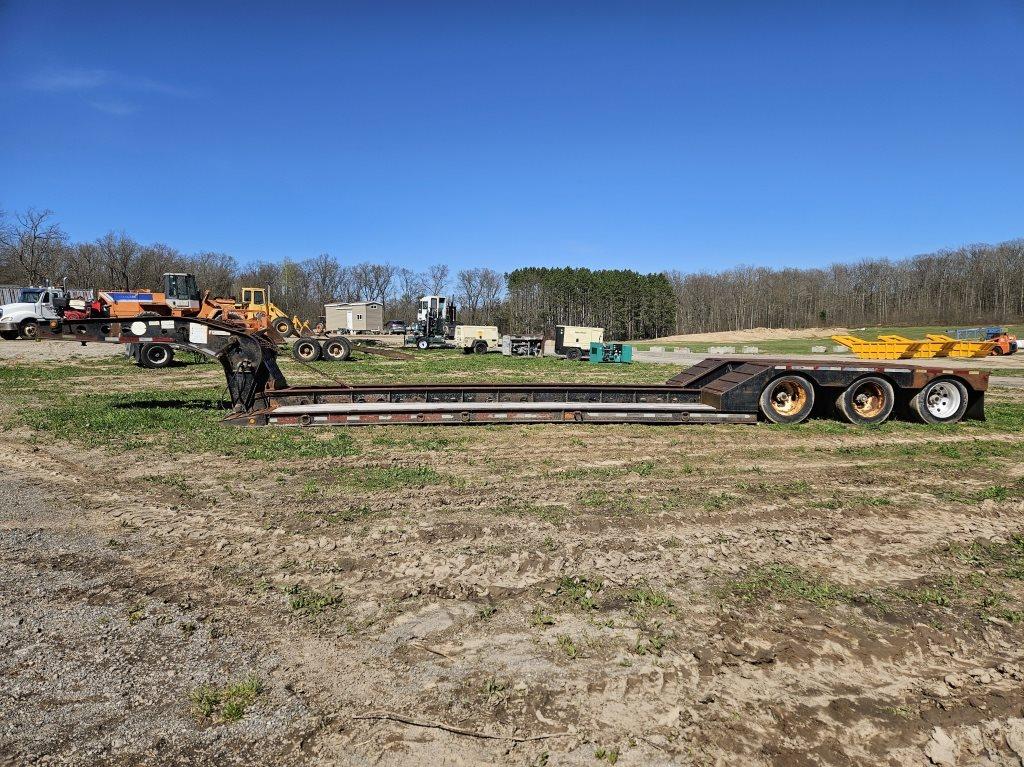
292, 338, 322, 362
140, 343, 174, 369
472, 340, 488, 354
759, 375, 815, 424
835, 376, 894, 425
322, 336, 352, 361
910, 378, 969, 424
274, 317, 295, 337
566, 347, 583, 361
417, 339, 430, 350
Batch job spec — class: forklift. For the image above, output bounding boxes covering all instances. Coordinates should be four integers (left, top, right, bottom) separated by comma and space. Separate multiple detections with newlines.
405, 295, 457, 349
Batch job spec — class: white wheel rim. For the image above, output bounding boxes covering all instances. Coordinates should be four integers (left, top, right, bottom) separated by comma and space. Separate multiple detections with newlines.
149, 348, 168, 363
926, 382, 961, 419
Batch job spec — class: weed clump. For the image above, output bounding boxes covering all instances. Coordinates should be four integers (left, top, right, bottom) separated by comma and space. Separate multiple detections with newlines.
190, 675, 264, 722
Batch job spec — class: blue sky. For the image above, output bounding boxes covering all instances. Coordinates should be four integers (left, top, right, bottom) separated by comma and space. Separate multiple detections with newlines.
1, 1, 1022, 274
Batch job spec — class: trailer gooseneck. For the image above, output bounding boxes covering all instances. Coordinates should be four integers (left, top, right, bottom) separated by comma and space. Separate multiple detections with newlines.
39, 317, 988, 428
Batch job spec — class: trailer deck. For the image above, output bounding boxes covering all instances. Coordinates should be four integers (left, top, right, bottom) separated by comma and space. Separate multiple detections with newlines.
38, 317, 989, 427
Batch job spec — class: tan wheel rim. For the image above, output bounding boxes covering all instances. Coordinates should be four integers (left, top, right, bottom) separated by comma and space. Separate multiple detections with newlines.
850, 381, 886, 418
770, 380, 807, 416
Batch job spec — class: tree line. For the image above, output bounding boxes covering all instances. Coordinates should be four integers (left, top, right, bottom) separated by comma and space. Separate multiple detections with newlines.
0, 207, 500, 324
507, 267, 677, 340
666, 239, 1024, 333
1, 206, 1021, 337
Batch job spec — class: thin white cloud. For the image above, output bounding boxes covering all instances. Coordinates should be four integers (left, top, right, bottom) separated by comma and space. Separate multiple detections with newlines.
87, 99, 138, 116
24, 66, 193, 114
26, 68, 110, 91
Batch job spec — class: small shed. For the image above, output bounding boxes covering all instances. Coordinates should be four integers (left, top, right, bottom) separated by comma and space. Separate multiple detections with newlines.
324, 301, 384, 333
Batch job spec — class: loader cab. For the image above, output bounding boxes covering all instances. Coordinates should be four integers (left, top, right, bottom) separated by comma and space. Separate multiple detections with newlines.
163, 273, 200, 311
241, 287, 268, 309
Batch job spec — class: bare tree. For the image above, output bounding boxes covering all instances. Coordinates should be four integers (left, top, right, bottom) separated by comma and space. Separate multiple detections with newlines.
366, 262, 399, 307
304, 253, 343, 308
0, 208, 67, 284
457, 268, 484, 323
97, 231, 142, 291
427, 263, 449, 295
189, 251, 238, 296
478, 268, 504, 310
347, 262, 374, 301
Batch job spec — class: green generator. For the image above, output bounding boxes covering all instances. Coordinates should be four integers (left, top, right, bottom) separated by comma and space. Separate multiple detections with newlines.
588, 342, 633, 363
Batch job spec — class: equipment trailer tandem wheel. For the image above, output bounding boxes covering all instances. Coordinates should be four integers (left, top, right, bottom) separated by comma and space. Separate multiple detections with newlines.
38, 317, 988, 428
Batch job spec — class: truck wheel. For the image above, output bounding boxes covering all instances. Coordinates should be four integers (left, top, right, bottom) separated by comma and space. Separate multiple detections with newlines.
19, 319, 37, 339
274, 317, 295, 337
292, 338, 322, 362
759, 375, 815, 424
417, 339, 430, 350
835, 376, 894, 425
322, 336, 352, 361
910, 378, 969, 424
472, 340, 488, 354
565, 347, 582, 361
0, 330, 18, 341
140, 343, 173, 369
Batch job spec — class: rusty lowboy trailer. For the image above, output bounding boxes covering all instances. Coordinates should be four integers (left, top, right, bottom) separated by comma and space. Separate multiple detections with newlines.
39, 317, 988, 427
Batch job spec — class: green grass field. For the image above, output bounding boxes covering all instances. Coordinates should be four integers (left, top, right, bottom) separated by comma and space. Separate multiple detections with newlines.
1, 346, 1022, 465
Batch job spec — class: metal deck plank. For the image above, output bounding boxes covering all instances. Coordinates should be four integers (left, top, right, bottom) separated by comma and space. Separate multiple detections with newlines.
271, 401, 720, 415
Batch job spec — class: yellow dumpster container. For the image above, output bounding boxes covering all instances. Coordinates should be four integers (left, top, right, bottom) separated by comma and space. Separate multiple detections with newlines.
924, 334, 994, 358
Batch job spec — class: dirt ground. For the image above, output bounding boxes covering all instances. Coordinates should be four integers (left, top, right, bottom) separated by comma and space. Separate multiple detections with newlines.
639, 327, 852, 344
2, 342, 1024, 766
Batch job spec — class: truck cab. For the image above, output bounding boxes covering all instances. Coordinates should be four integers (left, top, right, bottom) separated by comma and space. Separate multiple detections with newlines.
0, 286, 69, 339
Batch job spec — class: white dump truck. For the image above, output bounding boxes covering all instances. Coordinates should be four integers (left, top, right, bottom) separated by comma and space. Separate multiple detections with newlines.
454, 325, 501, 354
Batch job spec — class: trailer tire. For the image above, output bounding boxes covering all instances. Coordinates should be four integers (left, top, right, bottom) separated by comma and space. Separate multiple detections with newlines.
462, 346, 473, 354
417, 339, 430, 350
139, 343, 173, 369
472, 340, 488, 354
322, 336, 352, 361
19, 319, 37, 339
910, 378, 969, 424
565, 347, 582, 361
759, 375, 815, 424
292, 338, 322, 362
274, 317, 295, 337
835, 376, 894, 425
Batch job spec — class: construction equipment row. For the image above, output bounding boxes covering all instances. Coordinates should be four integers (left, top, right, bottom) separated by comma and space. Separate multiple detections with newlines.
39, 317, 988, 428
